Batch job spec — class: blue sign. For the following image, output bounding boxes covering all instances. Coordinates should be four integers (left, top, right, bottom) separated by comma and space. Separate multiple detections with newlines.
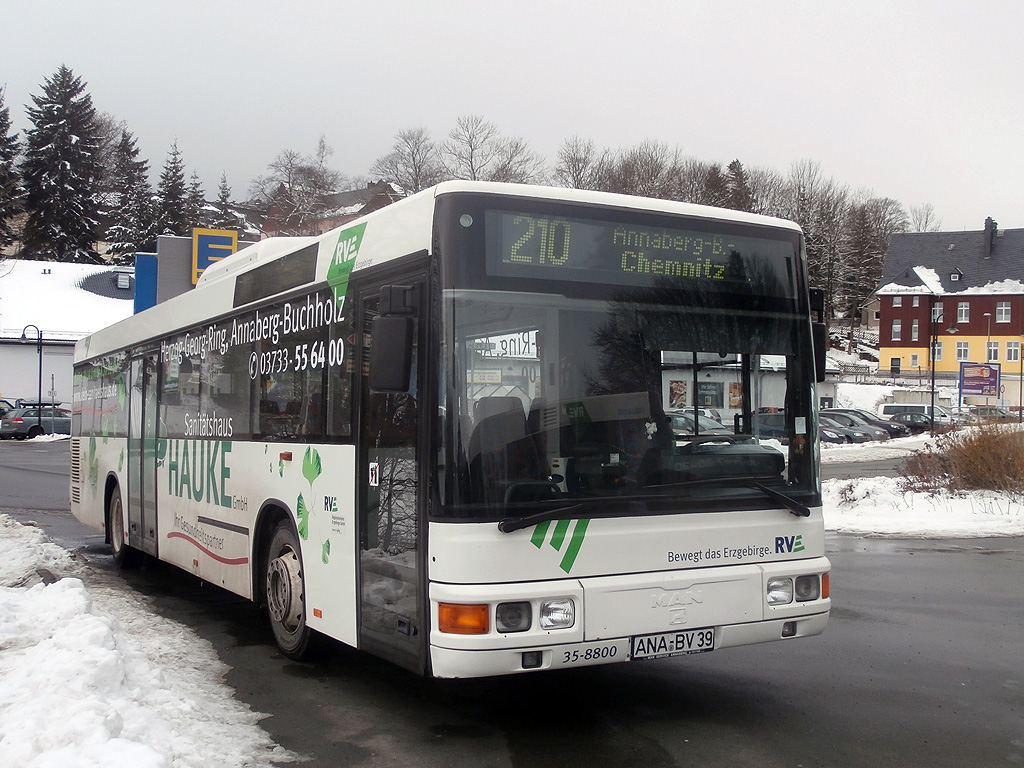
960, 362, 1000, 397
134, 252, 158, 313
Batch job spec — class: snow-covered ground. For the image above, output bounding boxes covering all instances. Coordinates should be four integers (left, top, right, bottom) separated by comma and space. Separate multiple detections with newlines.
2, 379, 1021, 766
0, 516, 297, 767
821, 380, 1023, 537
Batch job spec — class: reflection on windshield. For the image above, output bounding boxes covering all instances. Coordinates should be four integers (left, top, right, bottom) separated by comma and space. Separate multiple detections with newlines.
441, 285, 817, 519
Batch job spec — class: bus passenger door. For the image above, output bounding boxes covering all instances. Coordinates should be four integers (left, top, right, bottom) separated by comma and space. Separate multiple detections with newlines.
356, 282, 426, 674
127, 352, 159, 556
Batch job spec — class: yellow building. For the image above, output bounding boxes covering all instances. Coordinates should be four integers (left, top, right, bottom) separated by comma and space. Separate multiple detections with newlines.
876, 218, 1023, 407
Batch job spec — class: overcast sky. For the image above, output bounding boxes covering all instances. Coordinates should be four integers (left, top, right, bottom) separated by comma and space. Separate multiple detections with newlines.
3, 1, 1022, 231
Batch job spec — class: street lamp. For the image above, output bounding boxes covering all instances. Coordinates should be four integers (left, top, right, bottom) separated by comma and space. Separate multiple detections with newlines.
984, 312, 993, 406
928, 300, 958, 433
20, 324, 43, 431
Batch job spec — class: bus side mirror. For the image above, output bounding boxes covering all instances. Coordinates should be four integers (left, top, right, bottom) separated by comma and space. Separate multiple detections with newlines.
813, 321, 827, 383
369, 315, 414, 392
809, 288, 826, 383
369, 283, 419, 392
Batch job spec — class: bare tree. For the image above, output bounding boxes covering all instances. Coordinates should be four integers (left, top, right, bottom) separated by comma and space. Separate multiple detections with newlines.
840, 194, 907, 349
909, 203, 942, 232
596, 140, 680, 199
370, 127, 444, 193
250, 136, 346, 235
441, 115, 545, 183
745, 166, 788, 217
783, 160, 850, 328
554, 135, 602, 189
92, 112, 130, 194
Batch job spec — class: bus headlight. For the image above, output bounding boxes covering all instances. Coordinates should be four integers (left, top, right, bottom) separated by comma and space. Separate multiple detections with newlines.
767, 577, 794, 605
539, 598, 575, 630
496, 602, 532, 633
795, 574, 821, 601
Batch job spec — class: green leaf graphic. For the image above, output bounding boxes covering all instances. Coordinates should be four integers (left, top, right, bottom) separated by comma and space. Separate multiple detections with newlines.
88, 436, 99, 487
297, 493, 310, 540
321, 539, 331, 564
278, 457, 285, 477
303, 446, 322, 487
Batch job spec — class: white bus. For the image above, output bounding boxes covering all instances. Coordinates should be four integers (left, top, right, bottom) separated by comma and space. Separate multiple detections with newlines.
71, 181, 830, 678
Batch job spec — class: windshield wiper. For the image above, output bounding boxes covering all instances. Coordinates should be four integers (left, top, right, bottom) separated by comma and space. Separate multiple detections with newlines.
498, 504, 587, 534
749, 482, 810, 517
498, 479, 810, 533
637, 476, 811, 517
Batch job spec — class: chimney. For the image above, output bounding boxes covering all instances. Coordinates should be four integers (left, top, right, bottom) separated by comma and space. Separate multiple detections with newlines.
983, 217, 997, 258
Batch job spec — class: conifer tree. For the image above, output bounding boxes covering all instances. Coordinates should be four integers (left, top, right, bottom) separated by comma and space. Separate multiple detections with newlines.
0, 87, 23, 251
105, 129, 157, 263
20, 65, 102, 261
155, 141, 188, 235
726, 159, 754, 212
211, 173, 237, 230
184, 171, 205, 229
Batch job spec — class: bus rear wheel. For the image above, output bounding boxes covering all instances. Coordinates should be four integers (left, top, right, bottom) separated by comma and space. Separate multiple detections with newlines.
108, 485, 141, 568
265, 521, 315, 659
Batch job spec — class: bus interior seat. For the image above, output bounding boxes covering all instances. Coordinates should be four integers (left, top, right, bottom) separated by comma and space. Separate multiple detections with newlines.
467, 396, 547, 505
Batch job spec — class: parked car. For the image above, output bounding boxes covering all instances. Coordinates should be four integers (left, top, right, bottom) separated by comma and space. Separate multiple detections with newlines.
666, 409, 733, 437
950, 408, 980, 424
694, 407, 723, 422
968, 405, 1015, 423
877, 403, 954, 425
0, 406, 72, 439
753, 411, 845, 445
820, 410, 890, 441
818, 424, 847, 444
819, 414, 873, 443
753, 412, 788, 442
0, 398, 15, 417
889, 411, 932, 434
825, 407, 911, 438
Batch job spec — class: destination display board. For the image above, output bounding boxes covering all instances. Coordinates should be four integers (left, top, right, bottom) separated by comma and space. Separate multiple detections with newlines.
485, 210, 798, 296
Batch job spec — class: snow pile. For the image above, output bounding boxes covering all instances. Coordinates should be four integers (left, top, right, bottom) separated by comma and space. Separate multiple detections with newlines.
823, 476, 1024, 537
0, 516, 296, 768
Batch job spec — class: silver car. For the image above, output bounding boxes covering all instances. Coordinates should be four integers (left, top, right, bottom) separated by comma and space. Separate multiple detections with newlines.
0, 406, 72, 439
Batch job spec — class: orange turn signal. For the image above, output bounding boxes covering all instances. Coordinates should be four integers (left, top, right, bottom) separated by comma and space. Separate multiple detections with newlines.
822, 572, 830, 599
438, 603, 489, 634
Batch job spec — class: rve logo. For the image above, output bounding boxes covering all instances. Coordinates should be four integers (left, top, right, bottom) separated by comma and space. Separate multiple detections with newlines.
775, 534, 805, 554
531, 518, 590, 573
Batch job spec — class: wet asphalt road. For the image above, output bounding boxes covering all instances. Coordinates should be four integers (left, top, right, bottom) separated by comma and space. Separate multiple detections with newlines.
3, 439, 1022, 767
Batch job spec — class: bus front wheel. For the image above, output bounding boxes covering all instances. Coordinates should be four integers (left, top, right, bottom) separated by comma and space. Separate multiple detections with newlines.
265, 521, 315, 659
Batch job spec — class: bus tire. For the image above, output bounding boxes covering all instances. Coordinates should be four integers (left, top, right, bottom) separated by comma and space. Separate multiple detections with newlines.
265, 520, 316, 659
108, 484, 141, 568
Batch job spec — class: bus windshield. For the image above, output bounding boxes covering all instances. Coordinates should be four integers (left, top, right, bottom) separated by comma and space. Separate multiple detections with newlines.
439, 284, 819, 520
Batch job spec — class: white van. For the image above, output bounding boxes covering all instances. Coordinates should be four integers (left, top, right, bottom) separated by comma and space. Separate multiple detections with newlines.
877, 403, 953, 424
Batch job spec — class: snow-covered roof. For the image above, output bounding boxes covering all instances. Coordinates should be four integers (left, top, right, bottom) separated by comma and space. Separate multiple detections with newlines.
0, 259, 136, 342
878, 273, 1024, 296
879, 223, 1024, 296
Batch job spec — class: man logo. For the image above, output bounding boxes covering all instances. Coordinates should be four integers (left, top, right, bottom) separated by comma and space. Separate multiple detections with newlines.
531, 518, 590, 573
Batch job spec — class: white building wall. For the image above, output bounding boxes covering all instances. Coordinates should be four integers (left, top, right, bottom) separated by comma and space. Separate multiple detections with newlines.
0, 341, 75, 405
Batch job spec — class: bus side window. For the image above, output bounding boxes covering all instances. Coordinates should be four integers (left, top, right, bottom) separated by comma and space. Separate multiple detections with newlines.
327, 302, 355, 439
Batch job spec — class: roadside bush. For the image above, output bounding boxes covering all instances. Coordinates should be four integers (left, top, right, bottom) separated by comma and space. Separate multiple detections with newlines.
900, 424, 1024, 499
